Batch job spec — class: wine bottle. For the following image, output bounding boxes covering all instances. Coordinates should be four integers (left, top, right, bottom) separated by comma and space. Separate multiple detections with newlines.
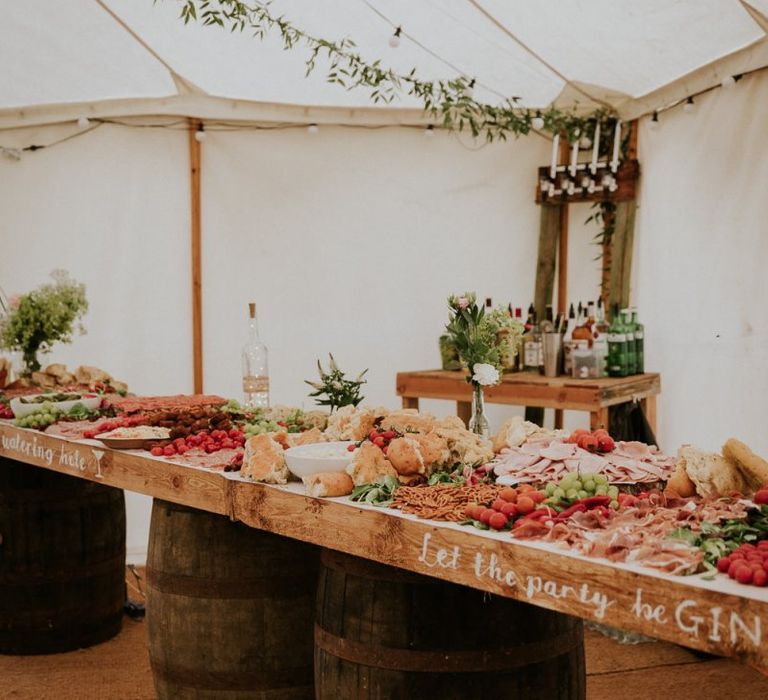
621, 308, 637, 374
631, 307, 645, 374
242, 302, 270, 408
607, 304, 628, 377
563, 303, 577, 375
522, 304, 539, 372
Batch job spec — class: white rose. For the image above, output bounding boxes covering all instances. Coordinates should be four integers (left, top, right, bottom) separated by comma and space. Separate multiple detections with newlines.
472, 363, 499, 386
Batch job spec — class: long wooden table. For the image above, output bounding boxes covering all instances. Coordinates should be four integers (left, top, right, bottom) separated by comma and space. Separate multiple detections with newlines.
396, 370, 660, 432
1, 422, 766, 672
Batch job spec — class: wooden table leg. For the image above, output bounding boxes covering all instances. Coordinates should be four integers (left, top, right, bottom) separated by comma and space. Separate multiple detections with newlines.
457, 401, 472, 427
590, 408, 609, 431
402, 397, 419, 410
642, 395, 657, 434
554, 409, 564, 430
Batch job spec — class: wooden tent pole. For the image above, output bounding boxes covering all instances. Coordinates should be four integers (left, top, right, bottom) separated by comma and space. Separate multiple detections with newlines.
188, 119, 203, 393
556, 136, 570, 315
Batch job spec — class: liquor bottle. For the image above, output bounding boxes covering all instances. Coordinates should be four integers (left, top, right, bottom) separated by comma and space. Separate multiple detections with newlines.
562, 303, 577, 375
606, 303, 628, 377
621, 308, 637, 374
631, 307, 645, 373
513, 306, 525, 371
593, 298, 609, 376
242, 302, 270, 408
572, 303, 593, 346
586, 301, 596, 331
522, 305, 540, 372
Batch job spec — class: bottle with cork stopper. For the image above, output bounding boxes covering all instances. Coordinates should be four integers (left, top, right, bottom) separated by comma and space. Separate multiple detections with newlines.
241, 302, 269, 408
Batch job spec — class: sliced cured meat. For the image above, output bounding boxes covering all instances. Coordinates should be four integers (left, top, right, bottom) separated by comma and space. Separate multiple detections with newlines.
44, 420, 99, 440
575, 450, 608, 474
110, 394, 227, 414
539, 441, 577, 461
613, 441, 652, 461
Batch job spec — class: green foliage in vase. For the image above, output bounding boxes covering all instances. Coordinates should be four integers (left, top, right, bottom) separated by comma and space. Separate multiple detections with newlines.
0, 270, 88, 374
305, 354, 367, 412
444, 294, 499, 376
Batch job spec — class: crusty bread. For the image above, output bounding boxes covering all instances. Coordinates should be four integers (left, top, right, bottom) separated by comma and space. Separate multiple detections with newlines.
75, 365, 110, 384
666, 460, 696, 498
387, 436, 426, 476
292, 427, 328, 447
677, 445, 749, 498
241, 434, 289, 484
43, 363, 67, 378
722, 438, 768, 494
302, 471, 353, 498
379, 410, 435, 435
346, 442, 397, 485
31, 371, 56, 389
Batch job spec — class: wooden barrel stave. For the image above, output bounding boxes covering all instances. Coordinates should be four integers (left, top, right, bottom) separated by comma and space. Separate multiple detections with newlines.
0, 457, 126, 654
147, 499, 318, 700
315, 549, 585, 700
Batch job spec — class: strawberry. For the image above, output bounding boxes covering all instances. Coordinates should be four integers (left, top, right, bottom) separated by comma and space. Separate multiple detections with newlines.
597, 436, 615, 453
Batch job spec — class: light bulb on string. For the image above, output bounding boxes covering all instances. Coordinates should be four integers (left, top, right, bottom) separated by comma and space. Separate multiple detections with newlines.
77, 116, 90, 130
464, 78, 476, 99
307, 123, 319, 134
388, 26, 402, 48
424, 124, 435, 138
683, 96, 695, 114
531, 111, 545, 131
649, 111, 660, 131
721, 75, 736, 90
194, 125, 207, 142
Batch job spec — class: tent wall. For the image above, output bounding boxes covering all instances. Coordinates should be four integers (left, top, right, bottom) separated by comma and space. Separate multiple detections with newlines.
634, 70, 768, 457
1, 71, 766, 559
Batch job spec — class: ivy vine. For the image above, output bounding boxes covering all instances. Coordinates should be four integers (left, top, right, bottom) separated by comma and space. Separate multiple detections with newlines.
172, 0, 614, 142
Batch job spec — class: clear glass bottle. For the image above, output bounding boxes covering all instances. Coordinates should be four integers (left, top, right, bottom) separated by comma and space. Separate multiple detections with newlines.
562, 303, 577, 376
522, 304, 539, 372
241, 302, 269, 408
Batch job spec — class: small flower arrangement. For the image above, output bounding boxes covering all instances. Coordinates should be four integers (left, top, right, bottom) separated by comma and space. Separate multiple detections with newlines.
305, 354, 367, 413
0, 270, 88, 375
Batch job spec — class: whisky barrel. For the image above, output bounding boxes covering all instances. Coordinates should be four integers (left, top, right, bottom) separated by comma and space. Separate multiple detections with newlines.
146, 499, 318, 700
0, 457, 126, 654
315, 549, 585, 700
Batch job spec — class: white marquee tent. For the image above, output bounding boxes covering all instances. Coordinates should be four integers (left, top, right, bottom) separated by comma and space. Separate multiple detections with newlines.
1, 0, 767, 561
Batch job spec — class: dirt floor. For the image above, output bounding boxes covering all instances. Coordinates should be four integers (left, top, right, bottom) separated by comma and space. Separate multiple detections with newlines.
0, 568, 766, 699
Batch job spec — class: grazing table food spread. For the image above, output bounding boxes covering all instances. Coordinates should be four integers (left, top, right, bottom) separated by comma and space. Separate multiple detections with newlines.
1, 390, 768, 671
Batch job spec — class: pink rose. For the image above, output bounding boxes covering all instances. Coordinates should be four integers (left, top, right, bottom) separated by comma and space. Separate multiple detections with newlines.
8, 295, 20, 310
457, 296, 469, 310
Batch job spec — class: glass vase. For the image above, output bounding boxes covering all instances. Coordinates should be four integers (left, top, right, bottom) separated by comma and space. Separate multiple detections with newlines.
469, 382, 490, 438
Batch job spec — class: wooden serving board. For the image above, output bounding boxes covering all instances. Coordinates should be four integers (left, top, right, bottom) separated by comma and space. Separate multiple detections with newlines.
1, 423, 766, 671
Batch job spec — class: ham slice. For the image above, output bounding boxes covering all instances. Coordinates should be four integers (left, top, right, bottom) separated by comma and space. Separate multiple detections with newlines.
539, 441, 577, 461
613, 441, 652, 460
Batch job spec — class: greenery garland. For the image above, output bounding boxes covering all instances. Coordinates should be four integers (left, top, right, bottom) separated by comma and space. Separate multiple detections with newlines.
173, 0, 614, 142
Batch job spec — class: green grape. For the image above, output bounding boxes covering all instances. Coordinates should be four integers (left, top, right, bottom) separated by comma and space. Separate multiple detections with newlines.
577, 489, 588, 499
607, 486, 619, 499
583, 479, 596, 493
553, 487, 566, 500
545, 482, 556, 496
595, 484, 608, 496
572, 480, 583, 491
566, 488, 579, 500
594, 474, 609, 485
609, 500, 619, 510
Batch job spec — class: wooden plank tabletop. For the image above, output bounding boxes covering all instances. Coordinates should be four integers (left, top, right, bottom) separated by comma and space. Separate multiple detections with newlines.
1, 422, 766, 671
396, 370, 661, 411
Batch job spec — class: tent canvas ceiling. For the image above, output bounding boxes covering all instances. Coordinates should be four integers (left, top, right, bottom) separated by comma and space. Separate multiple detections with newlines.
1, 0, 767, 128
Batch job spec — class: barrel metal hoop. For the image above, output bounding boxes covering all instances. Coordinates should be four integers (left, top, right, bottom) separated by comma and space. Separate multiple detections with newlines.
314, 623, 582, 673
150, 660, 314, 692
146, 567, 314, 600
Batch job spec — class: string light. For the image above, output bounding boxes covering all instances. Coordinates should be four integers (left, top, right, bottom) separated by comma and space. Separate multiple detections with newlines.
307, 123, 319, 134
465, 78, 476, 98
77, 116, 91, 129
683, 96, 696, 114
388, 26, 401, 48
649, 111, 660, 130
194, 124, 207, 142
531, 111, 544, 130
424, 124, 435, 138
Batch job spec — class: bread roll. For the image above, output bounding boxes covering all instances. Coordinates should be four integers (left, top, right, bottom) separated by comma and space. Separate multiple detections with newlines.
44, 363, 67, 378
292, 427, 328, 446
722, 438, 768, 494
241, 434, 289, 484
346, 442, 397, 486
302, 472, 354, 498
677, 445, 749, 498
379, 411, 435, 435
387, 436, 425, 476
666, 460, 696, 498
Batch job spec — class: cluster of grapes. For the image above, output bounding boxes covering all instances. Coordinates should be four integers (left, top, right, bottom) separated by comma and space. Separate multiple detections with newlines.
542, 472, 620, 510
13, 403, 61, 429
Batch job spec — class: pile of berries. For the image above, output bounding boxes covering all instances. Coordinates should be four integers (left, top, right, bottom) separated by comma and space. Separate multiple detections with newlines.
347, 428, 398, 454
564, 428, 615, 453
148, 429, 245, 457
0, 403, 15, 419
464, 485, 548, 531
716, 542, 768, 587
83, 414, 148, 439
